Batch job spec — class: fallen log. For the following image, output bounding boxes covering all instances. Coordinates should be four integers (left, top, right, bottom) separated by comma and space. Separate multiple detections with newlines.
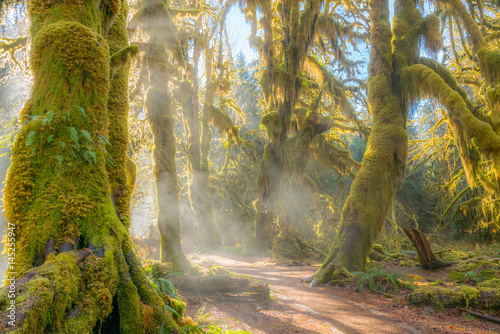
172, 275, 270, 301
407, 285, 500, 310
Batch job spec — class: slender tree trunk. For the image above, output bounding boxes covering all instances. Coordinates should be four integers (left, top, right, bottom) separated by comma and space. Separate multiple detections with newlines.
106, 0, 135, 228
183, 39, 219, 250
0, 1, 181, 332
141, 4, 189, 271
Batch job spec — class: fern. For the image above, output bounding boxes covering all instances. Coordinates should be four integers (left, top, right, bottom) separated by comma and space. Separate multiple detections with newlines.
349, 268, 415, 294
151, 277, 179, 298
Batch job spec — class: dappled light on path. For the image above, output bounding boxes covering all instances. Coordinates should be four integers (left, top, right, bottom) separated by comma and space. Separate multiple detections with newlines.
183, 253, 425, 334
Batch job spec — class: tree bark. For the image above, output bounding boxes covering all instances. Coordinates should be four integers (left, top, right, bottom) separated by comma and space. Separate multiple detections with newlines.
403, 227, 453, 270
311, 0, 408, 284
140, 2, 189, 271
0, 0, 180, 332
181, 38, 220, 251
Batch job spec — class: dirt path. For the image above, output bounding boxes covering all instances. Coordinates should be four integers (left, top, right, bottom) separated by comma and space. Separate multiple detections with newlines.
181, 253, 500, 334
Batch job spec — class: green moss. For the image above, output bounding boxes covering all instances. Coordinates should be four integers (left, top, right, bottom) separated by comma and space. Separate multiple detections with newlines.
261, 112, 282, 143
458, 286, 480, 307
106, 0, 136, 227
478, 278, 500, 288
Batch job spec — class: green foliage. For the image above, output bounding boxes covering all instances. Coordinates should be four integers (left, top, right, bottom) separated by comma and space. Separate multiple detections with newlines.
349, 268, 416, 294
447, 270, 496, 284
153, 277, 179, 298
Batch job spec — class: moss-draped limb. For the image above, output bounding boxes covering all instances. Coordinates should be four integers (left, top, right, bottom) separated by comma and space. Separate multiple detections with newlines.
401, 64, 500, 189
435, 0, 483, 53
0, 0, 179, 331
311, 135, 360, 176
210, 106, 240, 141
305, 55, 369, 137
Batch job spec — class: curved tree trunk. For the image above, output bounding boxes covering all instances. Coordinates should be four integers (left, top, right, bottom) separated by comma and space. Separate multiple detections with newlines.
311, 0, 408, 284
0, 0, 181, 332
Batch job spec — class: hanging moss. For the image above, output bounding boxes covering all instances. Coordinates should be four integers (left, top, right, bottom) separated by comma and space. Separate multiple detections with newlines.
423, 14, 443, 54
210, 106, 239, 142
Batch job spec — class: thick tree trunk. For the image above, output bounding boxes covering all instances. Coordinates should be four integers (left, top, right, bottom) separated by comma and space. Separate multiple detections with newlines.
254, 0, 322, 253
311, 0, 408, 284
0, 0, 180, 332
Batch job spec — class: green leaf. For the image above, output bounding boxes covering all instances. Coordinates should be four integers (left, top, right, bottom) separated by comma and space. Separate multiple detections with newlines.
83, 152, 93, 167
47, 134, 55, 143
73, 105, 86, 117
68, 127, 79, 148
43, 111, 55, 125
79, 130, 92, 142
60, 141, 66, 150
97, 134, 111, 146
56, 155, 63, 165
26, 131, 36, 147
87, 151, 96, 164
164, 305, 181, 318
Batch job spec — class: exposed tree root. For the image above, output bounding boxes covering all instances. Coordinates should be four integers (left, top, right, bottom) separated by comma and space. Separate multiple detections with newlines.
308, 261, 351, 287
0, 236, 181, 333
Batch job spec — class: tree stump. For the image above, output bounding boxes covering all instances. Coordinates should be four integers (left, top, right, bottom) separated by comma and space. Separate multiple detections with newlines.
403, 227, 453, 270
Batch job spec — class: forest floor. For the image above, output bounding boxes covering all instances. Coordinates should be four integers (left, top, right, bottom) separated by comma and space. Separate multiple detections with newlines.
179, 252, 500, 334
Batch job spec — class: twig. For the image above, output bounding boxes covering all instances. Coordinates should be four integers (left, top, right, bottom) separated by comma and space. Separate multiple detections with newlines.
109, 225, 122, 246
460, 308, 500, 325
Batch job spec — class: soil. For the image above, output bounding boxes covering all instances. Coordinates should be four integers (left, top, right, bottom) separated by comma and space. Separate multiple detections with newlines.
179, 252, 500, 334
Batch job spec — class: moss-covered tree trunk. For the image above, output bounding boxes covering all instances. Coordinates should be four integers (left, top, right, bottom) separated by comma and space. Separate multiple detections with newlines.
139, 1, 189, 271
254, 0, 322, 253
146, 45, 189, 270
106, 0, 136, 228
181, 38, 220, 251
0, 0, 181, 332
310, 0, 408, 284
